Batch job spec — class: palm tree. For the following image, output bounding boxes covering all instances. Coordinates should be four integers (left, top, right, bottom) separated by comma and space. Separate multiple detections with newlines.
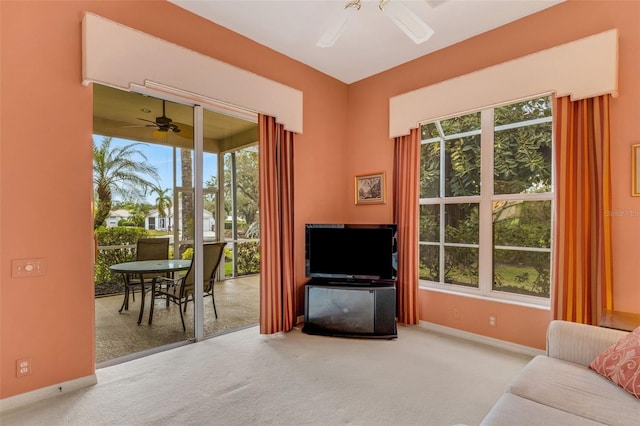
93, 137, 160, 229
153, 187, 173, 230
180, 148, 194, 250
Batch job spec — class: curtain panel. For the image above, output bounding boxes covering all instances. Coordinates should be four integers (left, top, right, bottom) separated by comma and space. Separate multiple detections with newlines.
393, 128, 420, 324
258, 114, 296, 334
553, 95, 613, 325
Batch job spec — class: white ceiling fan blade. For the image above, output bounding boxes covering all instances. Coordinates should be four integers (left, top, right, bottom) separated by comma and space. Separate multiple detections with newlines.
381, 1, 434, 44
317, 3, 360, 48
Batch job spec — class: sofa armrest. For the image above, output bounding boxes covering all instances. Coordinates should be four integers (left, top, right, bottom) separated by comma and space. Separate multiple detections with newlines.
546, 320, 628, 366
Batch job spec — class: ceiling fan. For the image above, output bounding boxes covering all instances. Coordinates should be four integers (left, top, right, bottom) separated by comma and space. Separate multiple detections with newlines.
317, 0, 434, 48
137, 99, 194, 140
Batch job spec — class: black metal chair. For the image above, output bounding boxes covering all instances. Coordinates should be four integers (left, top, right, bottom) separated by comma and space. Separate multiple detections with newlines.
119, 237, 169, 312
149, 242, 226, 331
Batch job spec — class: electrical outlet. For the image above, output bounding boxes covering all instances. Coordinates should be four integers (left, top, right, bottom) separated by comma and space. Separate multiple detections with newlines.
16, 358, 31, 377
489, 315, 497, 327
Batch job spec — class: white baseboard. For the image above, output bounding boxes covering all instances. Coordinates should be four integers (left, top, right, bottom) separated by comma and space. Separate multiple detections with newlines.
0, 375, 97, 414
418, 321, 545, 358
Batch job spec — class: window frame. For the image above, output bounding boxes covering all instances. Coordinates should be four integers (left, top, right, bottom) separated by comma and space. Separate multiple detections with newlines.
418, 95, 554, 308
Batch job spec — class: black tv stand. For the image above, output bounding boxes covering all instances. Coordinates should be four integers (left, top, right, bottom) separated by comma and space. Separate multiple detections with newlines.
302, 279, 397, 339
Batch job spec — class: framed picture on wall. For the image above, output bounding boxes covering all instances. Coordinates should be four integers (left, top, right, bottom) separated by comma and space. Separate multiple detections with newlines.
355, 172, 385, 205
633, 144, 640, 197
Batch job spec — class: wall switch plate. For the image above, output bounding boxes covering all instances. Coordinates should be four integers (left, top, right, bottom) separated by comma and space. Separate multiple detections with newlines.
11, 258, 46, 277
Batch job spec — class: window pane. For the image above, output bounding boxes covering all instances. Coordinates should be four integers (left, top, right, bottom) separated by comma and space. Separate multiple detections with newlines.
494, 123, 552, 194
419, 244, 439, 281
420, 142, 440, 198
494, 96, 552, 195
444, 246, 478, 287
421, 123, 440, 139
493, 249, 550, 298
445, 203, 479, 244
445, 135, 480, 197
494, 97, 551, 127
493, 200, 551, 248
419, 204, 439, 242
440, 112, 481, 135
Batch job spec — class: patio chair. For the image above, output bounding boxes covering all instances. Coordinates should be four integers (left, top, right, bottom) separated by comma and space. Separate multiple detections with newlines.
121, 237, 170, 311
149, 242, 226, 331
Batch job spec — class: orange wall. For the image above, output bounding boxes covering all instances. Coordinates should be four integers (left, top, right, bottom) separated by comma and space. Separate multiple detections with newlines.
1, 0, 639, 400
347, 0, 640, 349
0, 0, 348, 399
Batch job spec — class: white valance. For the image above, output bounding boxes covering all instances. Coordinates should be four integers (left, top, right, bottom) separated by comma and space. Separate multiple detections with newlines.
82, 13, 303, 134
389, 29, 618, 138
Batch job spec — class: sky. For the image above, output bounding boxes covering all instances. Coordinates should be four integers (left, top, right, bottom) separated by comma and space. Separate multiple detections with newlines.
93, 135, 219, 204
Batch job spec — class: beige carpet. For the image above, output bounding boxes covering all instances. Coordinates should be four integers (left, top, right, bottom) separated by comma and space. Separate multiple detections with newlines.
1, 324, 532, 426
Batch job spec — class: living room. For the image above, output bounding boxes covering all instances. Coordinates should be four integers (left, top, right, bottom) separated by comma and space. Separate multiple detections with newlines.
1, 0, 639, 419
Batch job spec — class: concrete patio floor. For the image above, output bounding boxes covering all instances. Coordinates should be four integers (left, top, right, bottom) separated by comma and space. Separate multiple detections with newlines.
95, 275, 259, 365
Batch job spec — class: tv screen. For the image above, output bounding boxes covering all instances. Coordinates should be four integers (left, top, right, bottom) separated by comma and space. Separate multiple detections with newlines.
305, 224, 397, 281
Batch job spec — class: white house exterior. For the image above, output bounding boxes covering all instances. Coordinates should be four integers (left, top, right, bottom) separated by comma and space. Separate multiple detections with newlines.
107, 208, 214, 232
106, 209, 133, 228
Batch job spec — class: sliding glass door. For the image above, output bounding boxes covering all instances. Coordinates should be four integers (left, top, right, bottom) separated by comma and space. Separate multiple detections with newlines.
93, 84, 260, 364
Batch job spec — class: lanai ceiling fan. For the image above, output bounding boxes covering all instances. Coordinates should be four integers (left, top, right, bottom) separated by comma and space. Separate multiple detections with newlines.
136, 99, 194, 140
318, 0, 434, 48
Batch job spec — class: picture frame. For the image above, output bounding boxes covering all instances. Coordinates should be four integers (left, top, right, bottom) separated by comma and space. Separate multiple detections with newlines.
355, 172, 385, 205
633, 144, 640, 197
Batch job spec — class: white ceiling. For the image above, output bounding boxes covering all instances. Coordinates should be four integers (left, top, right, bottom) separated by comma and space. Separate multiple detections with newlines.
169, 0, 564, 84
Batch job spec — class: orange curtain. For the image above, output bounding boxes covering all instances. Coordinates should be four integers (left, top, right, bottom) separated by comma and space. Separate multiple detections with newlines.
553, 95, 613, 325
258, 114, 296, 334
393, 128, 420, 324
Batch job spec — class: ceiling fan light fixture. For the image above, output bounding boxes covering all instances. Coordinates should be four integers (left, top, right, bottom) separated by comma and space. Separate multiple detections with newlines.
152, 129, 168, 140
134, 99, 194, 140
379, 0, 434, 44
317, 0, 361, 48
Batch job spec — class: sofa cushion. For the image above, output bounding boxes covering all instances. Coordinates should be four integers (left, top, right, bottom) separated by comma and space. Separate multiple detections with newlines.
507, 355, 640, 426
480, 393, 606, 426
589, 326, 640, 399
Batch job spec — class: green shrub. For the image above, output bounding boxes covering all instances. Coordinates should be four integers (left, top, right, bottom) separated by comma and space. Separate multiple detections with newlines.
224, 219, 247, 230
237, 241, 260, 276
94, 226, 149, 285
181, 248, 194, 260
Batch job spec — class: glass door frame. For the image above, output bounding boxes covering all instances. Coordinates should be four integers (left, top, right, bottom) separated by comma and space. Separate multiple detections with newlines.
131, 87, 257, 341
132, 87, 207, 340
192, 105, 205, 340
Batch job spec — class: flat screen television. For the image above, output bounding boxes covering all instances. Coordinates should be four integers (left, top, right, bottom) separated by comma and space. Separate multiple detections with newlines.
305, 224, 397, 281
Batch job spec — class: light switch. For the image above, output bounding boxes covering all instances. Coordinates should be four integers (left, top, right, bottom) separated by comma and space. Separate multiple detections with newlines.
11, 258, 46, 278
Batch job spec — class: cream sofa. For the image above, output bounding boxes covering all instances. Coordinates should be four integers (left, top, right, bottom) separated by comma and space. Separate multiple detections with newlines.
481, 320, 640, 425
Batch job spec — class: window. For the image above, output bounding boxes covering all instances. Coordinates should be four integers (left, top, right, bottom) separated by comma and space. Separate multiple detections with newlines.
419, 96, 553, 305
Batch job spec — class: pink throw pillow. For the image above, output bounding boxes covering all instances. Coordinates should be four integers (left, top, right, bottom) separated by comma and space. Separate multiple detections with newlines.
589, 326, 640, 399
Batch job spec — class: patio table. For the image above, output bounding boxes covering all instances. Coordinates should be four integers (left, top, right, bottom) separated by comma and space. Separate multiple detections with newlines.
110, 259, 192, 325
